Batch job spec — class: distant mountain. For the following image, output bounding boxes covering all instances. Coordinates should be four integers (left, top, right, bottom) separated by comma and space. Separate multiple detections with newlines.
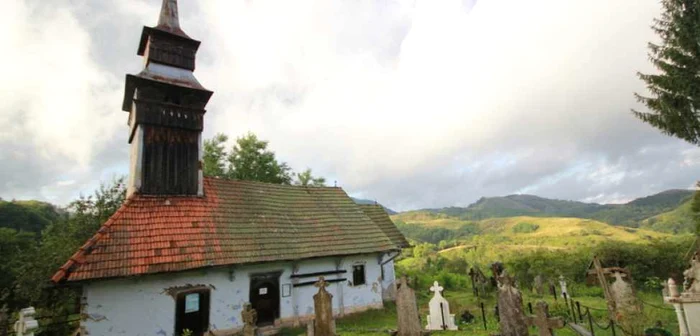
352, 198, 397, 215
419, 189, 694, 228
0, 199, 65, 234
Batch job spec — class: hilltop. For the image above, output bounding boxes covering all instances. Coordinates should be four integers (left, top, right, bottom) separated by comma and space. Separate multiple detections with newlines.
416, 189, 694, 231
0, 199, 65, 234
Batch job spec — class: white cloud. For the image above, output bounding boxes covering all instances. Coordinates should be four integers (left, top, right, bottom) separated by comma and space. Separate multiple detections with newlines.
0, 0, 697, 210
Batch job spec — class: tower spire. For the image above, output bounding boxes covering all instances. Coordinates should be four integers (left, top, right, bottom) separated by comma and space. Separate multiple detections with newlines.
157, 0, 180, 31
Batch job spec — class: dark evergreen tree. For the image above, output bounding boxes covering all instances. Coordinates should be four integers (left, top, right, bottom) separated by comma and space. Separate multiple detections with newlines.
634, 0, 700, 145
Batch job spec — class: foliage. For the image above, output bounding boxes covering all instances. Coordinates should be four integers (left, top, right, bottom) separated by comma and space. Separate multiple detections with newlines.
0, 200, 64, 234
227, 133, 293, 184
641, 198, 697, 233
0, 177, 126, 335
511, 222, 539, 234
202, 133, 228, 178
294, 168, 326, 187
634, 0, 700, 145
203, 132, 329, 187
692, 183, 700, 235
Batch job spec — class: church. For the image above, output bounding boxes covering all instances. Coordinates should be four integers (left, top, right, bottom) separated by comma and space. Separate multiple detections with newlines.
50, 1, 408, 335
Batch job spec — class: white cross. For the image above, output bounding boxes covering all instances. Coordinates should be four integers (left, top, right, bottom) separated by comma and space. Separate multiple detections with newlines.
430, 281, 444, 295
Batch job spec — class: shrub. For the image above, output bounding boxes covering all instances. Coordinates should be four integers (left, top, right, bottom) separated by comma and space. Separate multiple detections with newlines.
512, 222, 540, 234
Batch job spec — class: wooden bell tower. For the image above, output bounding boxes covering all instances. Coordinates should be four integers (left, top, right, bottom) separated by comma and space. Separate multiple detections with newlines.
122, 0, 213, 197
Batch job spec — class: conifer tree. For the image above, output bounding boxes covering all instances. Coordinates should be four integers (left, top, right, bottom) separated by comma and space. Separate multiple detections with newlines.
634, 0, 700, 145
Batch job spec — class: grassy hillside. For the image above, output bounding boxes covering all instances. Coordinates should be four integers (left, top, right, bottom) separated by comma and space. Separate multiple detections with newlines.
641, 199, 696, 233
393, 211, 668, 250
421, 189, 693, 227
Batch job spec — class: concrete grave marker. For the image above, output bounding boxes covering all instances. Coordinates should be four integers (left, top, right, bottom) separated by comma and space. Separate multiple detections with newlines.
497, 272, 529, 336
610, 272, 638, 313
425, 281, 458, 331
312, 277, 335, 336
526, 301, 565, 336
13, 307, 38, 336
241, 303, 257, 336
665, 252, 700, 336
396, 276, 422, 336
559, 275, 568, 299
533, 274, 545, 296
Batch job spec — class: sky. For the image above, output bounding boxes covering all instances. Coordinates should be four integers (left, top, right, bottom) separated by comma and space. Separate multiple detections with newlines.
1, 0, 698, 212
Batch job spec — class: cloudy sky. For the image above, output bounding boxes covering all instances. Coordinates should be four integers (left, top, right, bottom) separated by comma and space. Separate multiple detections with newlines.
1, 0, 698, 211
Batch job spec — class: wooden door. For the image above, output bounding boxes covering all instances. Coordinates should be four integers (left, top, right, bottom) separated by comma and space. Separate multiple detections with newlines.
250, 273, 280, 326
175, 290, 210, 336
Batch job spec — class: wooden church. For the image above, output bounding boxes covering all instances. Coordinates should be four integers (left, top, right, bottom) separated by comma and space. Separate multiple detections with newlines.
51, 1, 409, 335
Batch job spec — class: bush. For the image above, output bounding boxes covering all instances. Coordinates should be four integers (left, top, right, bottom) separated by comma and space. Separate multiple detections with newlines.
512, 222, 540, 234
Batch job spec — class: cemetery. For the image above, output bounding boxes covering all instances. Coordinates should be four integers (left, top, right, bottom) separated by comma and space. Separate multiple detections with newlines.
3, 0, 700, 335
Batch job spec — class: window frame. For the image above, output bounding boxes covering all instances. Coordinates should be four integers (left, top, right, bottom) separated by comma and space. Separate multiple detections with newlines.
352, 264, 366, 286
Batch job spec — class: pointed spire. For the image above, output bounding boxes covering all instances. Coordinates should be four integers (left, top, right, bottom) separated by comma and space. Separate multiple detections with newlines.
157, 0, 180, 30
155, 0, 190, 38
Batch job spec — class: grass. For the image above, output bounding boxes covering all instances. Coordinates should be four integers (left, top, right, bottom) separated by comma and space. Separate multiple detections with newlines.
280, 286, 678, 335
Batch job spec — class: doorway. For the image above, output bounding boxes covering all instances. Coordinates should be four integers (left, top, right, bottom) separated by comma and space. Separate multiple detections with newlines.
175, 289, 210, 336
250, 272, 281, 326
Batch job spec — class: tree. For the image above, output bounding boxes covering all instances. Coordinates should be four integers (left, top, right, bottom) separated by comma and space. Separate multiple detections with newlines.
203, 133, 228, 178
294, 168, 326, 187
692, 182, 700, 235
634, 0, 700, 145
227, 133, 293, 184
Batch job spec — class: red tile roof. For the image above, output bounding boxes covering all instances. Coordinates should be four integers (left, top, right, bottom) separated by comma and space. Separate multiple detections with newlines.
52, 177, 404, 283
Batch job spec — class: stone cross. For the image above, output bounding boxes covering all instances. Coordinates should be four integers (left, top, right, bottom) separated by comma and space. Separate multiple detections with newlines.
497, 273, 529, 336
559, 275, 568, 299
526, 301, 565, 336
241, 303, 257, 336
313, 277, 335, 336
13, 307, 38, 336
396, 276, 422, 336
533, 274, 544, 296
425, 281, 458, 330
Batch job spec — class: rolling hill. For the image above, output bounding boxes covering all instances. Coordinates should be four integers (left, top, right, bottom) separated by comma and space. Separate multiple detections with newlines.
392, 211, 671, 252
419, 189, 694, 229
640, 198, 696, 233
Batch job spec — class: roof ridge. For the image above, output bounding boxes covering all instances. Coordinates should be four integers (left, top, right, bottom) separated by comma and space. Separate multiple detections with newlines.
204, 176, 343, 190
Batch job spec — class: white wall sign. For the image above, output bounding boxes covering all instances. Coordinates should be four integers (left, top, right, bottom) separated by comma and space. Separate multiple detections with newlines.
185, 293, 200, 313
259, 287, 268, 295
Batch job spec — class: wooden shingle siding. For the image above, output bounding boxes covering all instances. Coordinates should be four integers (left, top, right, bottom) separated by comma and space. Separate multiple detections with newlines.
141, 126, 199, 195
52, 178, 403, 283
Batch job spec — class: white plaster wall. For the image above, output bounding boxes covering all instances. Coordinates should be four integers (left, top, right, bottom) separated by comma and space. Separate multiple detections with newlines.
83, 254, 389, 335
126, 125, 143, 198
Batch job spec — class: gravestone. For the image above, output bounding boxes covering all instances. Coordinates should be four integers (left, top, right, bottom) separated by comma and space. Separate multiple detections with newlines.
425, 281, 458, 330
526, 301, 565, 336
396, 276, 422, 336
665, 252, 700, 336
241, 303, 257, 336
559, 275, 568, 299
497, 272, 529, 336
13, 307, 38, 336
533, 274, 545, 296
610, 271, 638, 313
312, 277, 335, 336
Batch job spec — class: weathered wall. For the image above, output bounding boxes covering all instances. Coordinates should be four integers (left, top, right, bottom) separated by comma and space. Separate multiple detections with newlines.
82, 254, 388, 335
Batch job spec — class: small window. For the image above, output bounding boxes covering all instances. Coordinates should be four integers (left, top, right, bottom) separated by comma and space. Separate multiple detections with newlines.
353, 265, 366, 286
175, 288, 210, 336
